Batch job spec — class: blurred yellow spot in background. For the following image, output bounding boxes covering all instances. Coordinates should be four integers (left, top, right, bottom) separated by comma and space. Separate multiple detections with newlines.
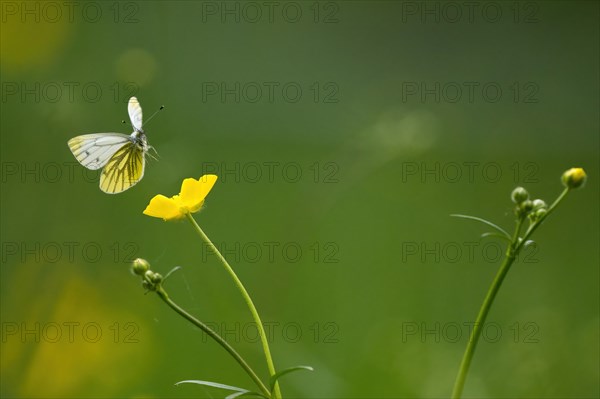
0, 2, 71, 71
1, 263, 151, 397
116, 48, 158, 87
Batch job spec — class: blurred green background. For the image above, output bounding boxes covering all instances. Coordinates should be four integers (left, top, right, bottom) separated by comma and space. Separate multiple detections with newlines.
1, 1, 598, 398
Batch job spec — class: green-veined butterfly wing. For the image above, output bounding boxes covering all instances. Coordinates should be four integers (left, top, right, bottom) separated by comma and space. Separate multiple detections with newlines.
128, 97, 143, 131
99, 141, 145, 194
68, 133, 132, 170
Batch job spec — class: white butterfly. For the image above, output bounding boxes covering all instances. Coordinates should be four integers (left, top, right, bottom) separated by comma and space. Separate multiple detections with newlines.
68, 97, 153, 194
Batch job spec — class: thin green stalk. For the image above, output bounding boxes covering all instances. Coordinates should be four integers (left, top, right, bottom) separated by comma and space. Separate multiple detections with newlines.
451, 218, 521, 398
153, 284, 271, 397
452, 187, 572, 398
186, 213, 282, 399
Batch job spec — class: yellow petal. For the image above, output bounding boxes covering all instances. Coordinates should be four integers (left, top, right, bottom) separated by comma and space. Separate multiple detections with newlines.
143, 195, 183, 221
179, 175, 218, 212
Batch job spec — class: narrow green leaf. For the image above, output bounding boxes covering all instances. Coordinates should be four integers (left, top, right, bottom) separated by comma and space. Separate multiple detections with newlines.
163, 265, 182, 282
232, 394, 266, 399
176, 380, 247, 392
481, 232, 511, 242
450, 214, 511, 239
269, 365, 314, 392
225, 392, 248, 399
226, 391, 265, 399
175, 380, 267, 398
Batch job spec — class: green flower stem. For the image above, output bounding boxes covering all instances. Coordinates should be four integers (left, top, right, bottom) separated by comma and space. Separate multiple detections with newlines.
451, 187, 571, 398
152, 284, 271, 397
451, 233, 518, 398
186, 213, 282, 399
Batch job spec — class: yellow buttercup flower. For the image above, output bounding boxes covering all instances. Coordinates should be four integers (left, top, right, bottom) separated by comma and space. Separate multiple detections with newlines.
143, 175, 218, 221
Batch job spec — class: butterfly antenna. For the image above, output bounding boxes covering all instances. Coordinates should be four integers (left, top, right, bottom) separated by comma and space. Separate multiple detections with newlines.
143, 105, 165, 128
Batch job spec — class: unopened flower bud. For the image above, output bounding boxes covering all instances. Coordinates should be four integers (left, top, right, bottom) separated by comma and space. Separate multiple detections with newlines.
532, 199, 547, 210
150, 272, 163, 284
561, 168, 587, 189
520, 200, 534, 213
516, 199, 534, 218
534, 208, 547, 219
132, 258, 150, 275
511, 187, 529, 204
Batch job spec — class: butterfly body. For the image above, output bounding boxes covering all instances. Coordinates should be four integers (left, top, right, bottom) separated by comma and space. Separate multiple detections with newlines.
130, 128, 149, 154
68, 97, 152, 194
